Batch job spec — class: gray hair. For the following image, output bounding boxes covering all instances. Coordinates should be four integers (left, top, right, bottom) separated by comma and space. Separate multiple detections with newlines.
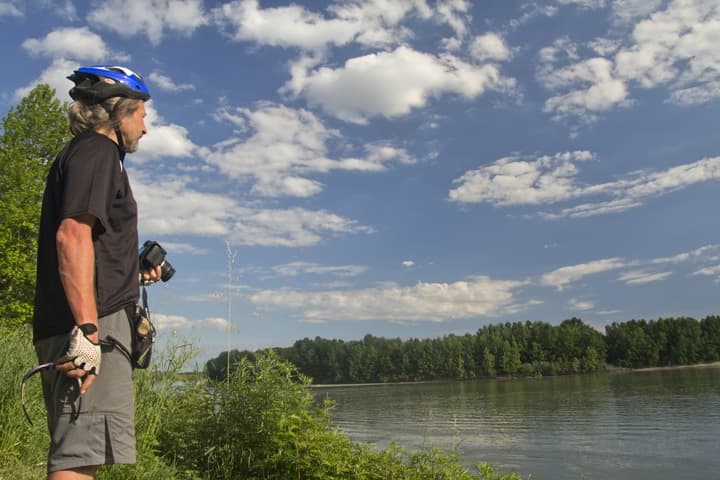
67, 96, 143, 136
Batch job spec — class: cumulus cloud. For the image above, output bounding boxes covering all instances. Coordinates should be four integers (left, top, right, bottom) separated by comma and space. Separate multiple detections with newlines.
285, 46, 515, 124
212, 0, 437, 50
402, 260, 415, 268
87, 0, 207, 45
249, 276, 528, 323
539, 0, 720, 121
148, 71, 195, 92
449, 150, 720, 219
205, 102, 413, 197
449, 150, 596, 206
470, 33, 511, 62
131, 173, 372, 247
212, 0, 357, 50
14, 58, 78, 100
22, 27, 109, 61
132, 104, 198, 161
541, 258, 627, 290
541, 57, 629, 121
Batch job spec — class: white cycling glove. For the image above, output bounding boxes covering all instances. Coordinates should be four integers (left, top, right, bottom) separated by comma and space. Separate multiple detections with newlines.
64, 325, 101, 375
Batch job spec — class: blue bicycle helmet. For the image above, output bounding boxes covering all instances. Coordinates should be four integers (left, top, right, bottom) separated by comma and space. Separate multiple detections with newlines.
68, 65, 151, 105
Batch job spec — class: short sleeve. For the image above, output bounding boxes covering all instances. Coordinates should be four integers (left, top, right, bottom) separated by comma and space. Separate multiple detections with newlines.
59, 137, 119, 233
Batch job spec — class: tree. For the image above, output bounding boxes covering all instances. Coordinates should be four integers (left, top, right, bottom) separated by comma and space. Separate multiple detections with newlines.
0, 84, 70, 329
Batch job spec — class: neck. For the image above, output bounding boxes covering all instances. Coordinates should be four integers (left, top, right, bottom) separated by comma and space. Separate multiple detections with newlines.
95, 126, 124, 151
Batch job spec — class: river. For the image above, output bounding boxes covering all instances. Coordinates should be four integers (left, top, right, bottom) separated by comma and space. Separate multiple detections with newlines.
313, 366, 720, 480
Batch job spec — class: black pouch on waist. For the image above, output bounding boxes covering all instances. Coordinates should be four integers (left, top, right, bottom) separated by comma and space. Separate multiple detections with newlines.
109, 286, 156, 369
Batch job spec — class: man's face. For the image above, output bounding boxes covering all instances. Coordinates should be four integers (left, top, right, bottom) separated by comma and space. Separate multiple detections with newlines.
120, 101, 147, 153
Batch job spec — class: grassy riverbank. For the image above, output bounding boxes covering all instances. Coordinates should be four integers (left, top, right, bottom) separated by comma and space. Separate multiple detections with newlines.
0, 327, 524, 480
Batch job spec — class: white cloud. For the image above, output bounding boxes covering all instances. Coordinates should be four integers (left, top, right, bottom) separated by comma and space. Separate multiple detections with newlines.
212, 0, 357, 50
402, 260, 415, 268
249, 276, 528, 322
285, 46, 515, 124
568, 298, 595, 311
230, 207, 373, 247
205, 103, 413, 197
470, 33, 511, 62
541, 258, 627, 290
212, 0, 435, 50
609, 0, 663, 24
271, 261, 368, 277
651, 244, 720, 265
148, 71, 195, 92
448, 150, 596, 205
618, 270, 672, 285
692, 265, 720, 277
0, 2, 21, 17
557, 0, 608, 8
131, 173, 373, 247
22, 27, 109, 62
433, 0, 471, 39
88, 0, 207, 45
14, 58, 78, 100
542, 57, 629, 121
450, 150, 720, 219
132, 104, 197, 161
539, 0, 720, 121
153, 313, 229, 331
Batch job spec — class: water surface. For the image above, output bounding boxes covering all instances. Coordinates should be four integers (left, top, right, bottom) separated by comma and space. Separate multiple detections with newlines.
314, 367, 720, 480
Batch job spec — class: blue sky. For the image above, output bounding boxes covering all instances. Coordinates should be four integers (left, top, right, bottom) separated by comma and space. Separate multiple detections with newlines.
2, 0, 719, 365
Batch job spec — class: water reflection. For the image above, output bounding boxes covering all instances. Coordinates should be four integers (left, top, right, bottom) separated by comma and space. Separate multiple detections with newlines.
315, 368, 720, 480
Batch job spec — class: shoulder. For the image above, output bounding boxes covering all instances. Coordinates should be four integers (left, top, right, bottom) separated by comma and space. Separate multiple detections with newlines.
68, 131, 119, 156
62, 131, 121, 169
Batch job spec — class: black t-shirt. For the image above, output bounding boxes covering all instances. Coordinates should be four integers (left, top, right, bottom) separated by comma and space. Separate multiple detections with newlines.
33, 131, 140, 341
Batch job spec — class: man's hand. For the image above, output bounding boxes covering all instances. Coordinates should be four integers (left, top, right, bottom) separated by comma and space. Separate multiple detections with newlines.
140, 265, 162, 285
55, 325, 101, 395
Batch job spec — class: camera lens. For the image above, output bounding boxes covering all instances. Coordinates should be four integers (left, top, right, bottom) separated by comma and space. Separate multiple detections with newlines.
160, 261, 175, 282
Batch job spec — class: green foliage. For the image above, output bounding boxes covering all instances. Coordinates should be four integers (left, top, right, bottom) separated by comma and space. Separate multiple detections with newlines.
0, 84, 71, 329
160, 350, 524, 480
606, 316, 716, 368
0, 326, 49, 479
210, 316, 720, 384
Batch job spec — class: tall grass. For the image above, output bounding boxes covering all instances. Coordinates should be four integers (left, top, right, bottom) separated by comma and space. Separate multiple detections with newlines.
0, 328, 523, 480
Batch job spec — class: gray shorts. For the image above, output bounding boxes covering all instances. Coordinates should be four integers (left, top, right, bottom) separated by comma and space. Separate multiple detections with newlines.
35, 308, 136, 473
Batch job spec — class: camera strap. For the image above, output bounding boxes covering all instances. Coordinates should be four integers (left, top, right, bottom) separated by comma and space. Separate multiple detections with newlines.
104, 286, 156, 369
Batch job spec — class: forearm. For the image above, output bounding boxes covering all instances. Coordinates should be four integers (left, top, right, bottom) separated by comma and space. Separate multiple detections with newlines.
56, 216, 99, 342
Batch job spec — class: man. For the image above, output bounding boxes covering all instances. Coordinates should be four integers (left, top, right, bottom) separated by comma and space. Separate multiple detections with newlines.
32, 65, 161, 479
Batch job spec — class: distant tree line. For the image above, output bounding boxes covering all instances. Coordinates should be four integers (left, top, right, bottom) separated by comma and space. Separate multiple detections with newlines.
205, 316, 720, 383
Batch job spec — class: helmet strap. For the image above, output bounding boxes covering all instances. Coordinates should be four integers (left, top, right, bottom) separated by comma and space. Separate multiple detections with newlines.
100, 101, 126, 152
114, 125, 125, 151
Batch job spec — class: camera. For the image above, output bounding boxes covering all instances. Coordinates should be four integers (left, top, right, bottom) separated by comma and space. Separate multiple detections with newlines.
139, 240, 175, 282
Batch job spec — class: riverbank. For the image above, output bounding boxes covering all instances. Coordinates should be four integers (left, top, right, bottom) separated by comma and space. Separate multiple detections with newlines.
630, 361, 720, 373
310, 361, 720, 388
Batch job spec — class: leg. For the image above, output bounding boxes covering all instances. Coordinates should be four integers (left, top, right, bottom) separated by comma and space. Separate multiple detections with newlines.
48, 465, 99, 479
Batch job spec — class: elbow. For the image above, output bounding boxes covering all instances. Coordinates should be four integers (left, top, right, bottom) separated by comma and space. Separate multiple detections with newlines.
56, 216, 96, 253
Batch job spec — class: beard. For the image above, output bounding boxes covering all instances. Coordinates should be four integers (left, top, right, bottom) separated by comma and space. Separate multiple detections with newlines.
122, 134, 141, 153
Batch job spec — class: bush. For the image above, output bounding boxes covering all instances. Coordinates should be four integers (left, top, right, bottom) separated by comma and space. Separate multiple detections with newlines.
0, 329, 523, 480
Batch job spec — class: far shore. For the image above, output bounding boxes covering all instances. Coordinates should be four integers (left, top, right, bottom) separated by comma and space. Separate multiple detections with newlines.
309, 361, 720, 388
629, 361, 720, 373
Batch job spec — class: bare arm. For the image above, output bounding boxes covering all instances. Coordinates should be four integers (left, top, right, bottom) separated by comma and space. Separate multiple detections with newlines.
55, 214, 99, 393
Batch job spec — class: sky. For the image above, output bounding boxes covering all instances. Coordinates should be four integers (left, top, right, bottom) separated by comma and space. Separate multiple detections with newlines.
1, 0, 719, 366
